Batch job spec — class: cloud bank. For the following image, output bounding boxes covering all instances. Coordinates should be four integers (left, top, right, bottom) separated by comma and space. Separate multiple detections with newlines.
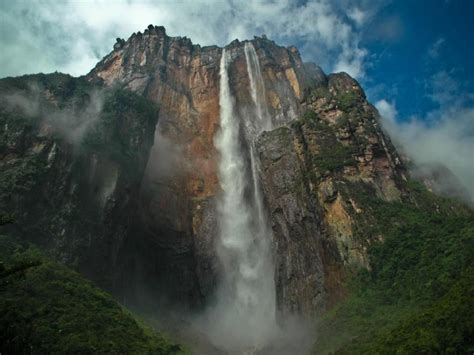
0, 0, 373, 79
376, 93, 474, 205
1, 83, 104, 146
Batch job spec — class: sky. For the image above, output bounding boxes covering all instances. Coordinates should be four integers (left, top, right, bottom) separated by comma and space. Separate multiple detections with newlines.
1, 0, 473, 201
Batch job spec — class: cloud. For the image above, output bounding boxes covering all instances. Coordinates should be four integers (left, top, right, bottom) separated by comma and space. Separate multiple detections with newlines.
375, 99, 397, 123
144, 130, 187, 180
1, 83, 104, 145
0, 0, 374, 79
428, 37, 446, 59
377, 78, 474, 205
426, 70, 462, 108
347, 7, 367, 26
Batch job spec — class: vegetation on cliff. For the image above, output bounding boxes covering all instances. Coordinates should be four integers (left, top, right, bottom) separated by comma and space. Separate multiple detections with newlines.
299, 111, 357, 173
1, 39, 471, 354
314, 181, 474, 354
0, 233, 183, 354
0, 74, 176, 353
0, 73, 158, 285
293, 79, 474, 353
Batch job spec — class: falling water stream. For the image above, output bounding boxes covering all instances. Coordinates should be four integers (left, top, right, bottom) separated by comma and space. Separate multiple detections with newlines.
207, 44, 279, 352
244, 42, 272, 134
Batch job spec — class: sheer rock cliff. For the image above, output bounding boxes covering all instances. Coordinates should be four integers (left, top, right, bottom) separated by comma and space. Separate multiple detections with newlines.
2, 25, 408, 315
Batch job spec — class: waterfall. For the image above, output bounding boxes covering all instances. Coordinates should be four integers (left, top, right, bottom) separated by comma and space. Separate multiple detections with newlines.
245, 43, 274, 298
208, 46, 278, 351
244, 42, 272, 134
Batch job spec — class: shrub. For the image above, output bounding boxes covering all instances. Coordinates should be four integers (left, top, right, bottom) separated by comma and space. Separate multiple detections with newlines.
337, 91, 359, 112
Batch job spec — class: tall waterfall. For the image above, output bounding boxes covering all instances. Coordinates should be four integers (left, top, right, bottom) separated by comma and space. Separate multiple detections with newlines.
244, 42, 272, 134
244, 42, 274, 238
208, 46, 278, 351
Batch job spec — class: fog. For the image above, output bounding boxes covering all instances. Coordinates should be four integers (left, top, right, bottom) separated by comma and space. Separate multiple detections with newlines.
1, 82, 104, 146
377, 99, 474, 206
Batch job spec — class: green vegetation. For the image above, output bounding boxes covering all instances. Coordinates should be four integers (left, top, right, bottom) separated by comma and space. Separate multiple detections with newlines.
0, 74, 175, 353
80, 87, 158, 175
313, 144, 355, 173
0, 73, 94, 111
299, 111, 357, 173
0, 155, 47, 204
0, 73, 158, 249
336, 91, 359, 112
314, 181, 474, 354
309, 85, 331, 101
334, 114, 350, 129
0, 235, 183, 354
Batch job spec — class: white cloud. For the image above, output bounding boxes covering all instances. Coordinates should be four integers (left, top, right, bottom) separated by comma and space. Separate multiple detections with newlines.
347, 7, 367, 26
334, 46, 368, 79
378, 96, 474, 204
0, 0, 371, 79
375, 99, 397, 123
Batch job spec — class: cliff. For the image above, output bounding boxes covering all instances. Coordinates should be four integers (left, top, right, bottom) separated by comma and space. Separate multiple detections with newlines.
0, 25, 407, 313
1, 26, 468, 322
256, 72, 407, 313
83, 25, 406, 314
1, 25, 473, 354
0, 73, 158, 293
86, 25, 327, 308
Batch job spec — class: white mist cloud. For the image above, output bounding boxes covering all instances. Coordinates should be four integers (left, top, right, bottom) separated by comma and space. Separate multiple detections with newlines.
347, 7, 367, 26
377, 94, 474, 204
376, 64, 474, 206
1, 84, 104, 145
427, 70, 462, 107
375, 99, 397, 123
0, 0, 373, 79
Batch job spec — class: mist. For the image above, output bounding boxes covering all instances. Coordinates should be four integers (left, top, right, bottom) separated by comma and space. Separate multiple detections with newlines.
199, 46, 278, 352
377, 99, 474, 205
144, 129, 188, 180
1, 82, 104, 146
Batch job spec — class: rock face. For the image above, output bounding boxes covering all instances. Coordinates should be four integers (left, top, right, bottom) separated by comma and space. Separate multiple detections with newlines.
86, 26, 327, 308
2, 26, 408, 315
0, 74, 157, 293
256, 74, 407, 313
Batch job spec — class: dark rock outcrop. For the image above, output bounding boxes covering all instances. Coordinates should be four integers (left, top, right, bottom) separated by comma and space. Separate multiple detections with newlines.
0, 74, 158, 296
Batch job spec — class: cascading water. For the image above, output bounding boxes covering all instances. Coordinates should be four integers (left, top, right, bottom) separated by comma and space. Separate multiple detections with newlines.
244, 42, 274, 233
244, 42, 272, 134
207, 46, 279, 351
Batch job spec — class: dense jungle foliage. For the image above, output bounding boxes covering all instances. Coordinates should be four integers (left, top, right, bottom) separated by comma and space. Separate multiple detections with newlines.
314, 181, 474, 354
